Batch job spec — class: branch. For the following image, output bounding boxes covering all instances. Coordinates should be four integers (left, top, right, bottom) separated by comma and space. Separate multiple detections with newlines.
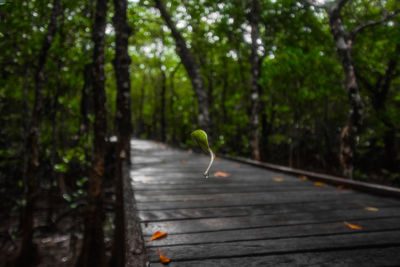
350, 10, 400, 39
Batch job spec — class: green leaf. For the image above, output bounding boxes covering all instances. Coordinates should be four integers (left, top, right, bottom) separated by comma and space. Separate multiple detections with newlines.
55, 163, 68, 172
191, 129, 210, 153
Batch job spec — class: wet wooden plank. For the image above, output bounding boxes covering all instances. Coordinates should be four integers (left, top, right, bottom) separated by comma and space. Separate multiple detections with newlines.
149, 246, 400, 267
135, 190, 395, 210
144, 217, 400, 247
134, 188, 350, 203
146, 230, 400, 262
138, 199, 398, 222
141, 207, 400, 235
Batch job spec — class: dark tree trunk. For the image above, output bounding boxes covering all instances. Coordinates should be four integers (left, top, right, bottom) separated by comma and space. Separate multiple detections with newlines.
47, 69, 60, 227
249, 0, 261, 161
327, 0, 364, 179
76, 0, 108, 266
137, 76, 146, 136
221, 67, 228, 123
154, 0, 210, 131
110, 0, 132, 265
80, 64, 92, 136
113, 0, 132, 163
168, 63, 180, 144
160, 68, 167, 142
13, 0, 60, 266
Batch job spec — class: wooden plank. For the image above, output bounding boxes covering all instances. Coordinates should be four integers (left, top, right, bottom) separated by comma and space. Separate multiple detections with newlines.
135, 187, 351, 202
144, 217, 400, 247
141, 207, 400, 235
134, 189, 350, 203
130, 173, 305, 184
146, 230, 400, 262
149, 246, 400, 267
132, 184, 323, 195
135, 191, 392, 210
138, 199, 398, 222
132, 182, 307, 191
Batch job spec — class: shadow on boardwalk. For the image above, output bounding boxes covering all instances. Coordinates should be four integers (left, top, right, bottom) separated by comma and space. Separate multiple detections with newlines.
128, 139, 400, 267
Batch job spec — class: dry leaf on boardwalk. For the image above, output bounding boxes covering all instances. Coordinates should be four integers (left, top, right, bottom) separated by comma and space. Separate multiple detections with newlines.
314, 182, 326, 187
273, 177, 284, 182
337, 185, 345, 189
214, 171, 230, 177
157, 249, 171, 264
364, 207, 378, 212
180, 159, 187, 164
300, 175, 308, 180
344, 221, 362, 230
147, 230, 167, 241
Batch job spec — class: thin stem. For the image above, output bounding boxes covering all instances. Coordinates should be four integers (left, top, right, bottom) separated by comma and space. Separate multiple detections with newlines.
203, 147, 215, 178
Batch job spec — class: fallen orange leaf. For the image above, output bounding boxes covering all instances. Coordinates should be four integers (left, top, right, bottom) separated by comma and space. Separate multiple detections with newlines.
364, 207, 378, 212
273, 177, 284, 182
214, 171, 230, 177
314, 182, 325, 187
300, 175, 308, 180
157, 249, 170, 264
142, 180, 150, 184
147, 230, 167, 242
344, 221, 362, 230
337, 185, 345, 189
180, 160, 187, 164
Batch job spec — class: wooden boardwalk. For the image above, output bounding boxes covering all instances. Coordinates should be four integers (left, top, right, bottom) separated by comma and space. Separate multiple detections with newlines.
129, 140, 400, 266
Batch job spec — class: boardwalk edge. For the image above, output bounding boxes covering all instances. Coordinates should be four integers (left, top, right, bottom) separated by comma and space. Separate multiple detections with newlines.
220, 154, 400, 199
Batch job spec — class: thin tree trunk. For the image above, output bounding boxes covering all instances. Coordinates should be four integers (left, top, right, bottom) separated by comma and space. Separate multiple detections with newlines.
221, 68, 228, 123
169, 63, 180, 144
249, 0, 261, 161
137, 75, 146, 136
76, 0, 108, 266
80, 63, 92, 136
13, 0, 60, 266
327, 1, 364, 179
110, 0, 132, 265
154, 0, 210, 131
160, 67, 167, 142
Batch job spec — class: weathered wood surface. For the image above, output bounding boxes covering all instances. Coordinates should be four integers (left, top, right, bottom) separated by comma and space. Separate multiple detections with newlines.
129, 140, 400, 266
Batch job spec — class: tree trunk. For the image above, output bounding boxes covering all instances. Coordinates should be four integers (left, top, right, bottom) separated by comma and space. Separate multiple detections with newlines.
76, 0, 108, 266
327, 1, 364, 179
110, 0, 132, 265
13, 0, 60, 266
154, 0, 210, 131
80, 64, 92, 136
249, 0, 261, 161
168, 63, 180, 144
160, 67, 167, 142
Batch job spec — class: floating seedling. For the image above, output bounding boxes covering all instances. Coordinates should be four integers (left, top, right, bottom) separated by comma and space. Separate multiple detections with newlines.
191, 129, 215, 178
